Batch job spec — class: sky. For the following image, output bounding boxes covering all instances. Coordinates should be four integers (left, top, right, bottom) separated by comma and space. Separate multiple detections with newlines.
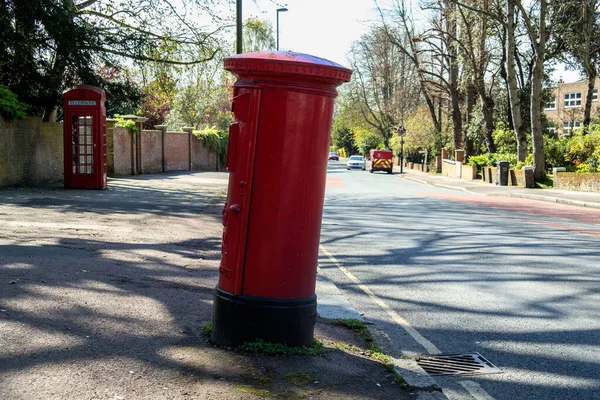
242, 0, 580, 83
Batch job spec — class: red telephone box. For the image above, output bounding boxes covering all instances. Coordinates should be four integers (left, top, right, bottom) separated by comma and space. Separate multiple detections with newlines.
63, 85, 107, 189
211, 52, 352, 347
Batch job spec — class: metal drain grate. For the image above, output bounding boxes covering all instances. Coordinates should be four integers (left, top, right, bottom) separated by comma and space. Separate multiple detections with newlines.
416, 353, 501, 376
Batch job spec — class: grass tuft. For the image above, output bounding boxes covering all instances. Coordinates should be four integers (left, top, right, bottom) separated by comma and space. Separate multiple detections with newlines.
200, 322, 213, 337
238, 339, 325, 356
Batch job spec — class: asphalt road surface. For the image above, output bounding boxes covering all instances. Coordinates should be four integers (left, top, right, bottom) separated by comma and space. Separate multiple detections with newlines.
319, 160, 600, 400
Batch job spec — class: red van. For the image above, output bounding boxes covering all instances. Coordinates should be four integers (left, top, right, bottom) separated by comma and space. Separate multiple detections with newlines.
369, 149, 393, 174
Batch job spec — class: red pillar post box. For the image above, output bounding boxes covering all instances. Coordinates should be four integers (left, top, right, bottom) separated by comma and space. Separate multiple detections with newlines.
211, 52, 352, 347
63, 85, 107, 189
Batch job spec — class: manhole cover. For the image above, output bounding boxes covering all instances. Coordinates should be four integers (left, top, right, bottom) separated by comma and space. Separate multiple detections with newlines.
416, 353, 501, 376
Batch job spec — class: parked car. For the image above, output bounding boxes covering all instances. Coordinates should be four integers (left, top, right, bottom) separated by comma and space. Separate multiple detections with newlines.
347, 155, 366, 170
328, 152, 339, 161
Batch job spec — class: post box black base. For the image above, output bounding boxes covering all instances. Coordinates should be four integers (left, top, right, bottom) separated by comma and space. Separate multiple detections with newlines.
211, 287, 317, 347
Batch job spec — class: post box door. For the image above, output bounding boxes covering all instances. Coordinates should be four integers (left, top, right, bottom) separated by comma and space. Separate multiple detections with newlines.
218, 88, 261, 295
67, 113, 98, 188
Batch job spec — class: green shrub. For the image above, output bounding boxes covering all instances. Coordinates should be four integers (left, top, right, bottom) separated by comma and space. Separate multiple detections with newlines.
565, 127, 600, 173
193, 126, 228, 165
515, 154, 534, 170
467, 152, 518, 171
0, 86, 28, 120
114, 114, 140, 133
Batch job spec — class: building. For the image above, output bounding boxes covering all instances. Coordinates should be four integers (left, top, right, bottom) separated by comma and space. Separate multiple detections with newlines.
544, 78, 600, 135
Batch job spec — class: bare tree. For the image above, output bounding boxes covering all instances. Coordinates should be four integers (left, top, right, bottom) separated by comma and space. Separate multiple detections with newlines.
514, 0, 549, 181
347, 26, 420, 148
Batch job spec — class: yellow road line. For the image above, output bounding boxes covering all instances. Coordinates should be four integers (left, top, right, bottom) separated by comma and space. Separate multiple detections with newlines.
459, 381, 496, 400
320, 245, 441, 355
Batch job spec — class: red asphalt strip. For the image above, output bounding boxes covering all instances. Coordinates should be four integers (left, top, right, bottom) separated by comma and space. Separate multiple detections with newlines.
416, 191, 600, 237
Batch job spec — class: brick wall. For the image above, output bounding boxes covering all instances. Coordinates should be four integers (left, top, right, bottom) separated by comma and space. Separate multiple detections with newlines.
554, 172, 600, 192
140, 130, 163, 174
165, 132, 190, 171
191, 135, 218, 171
112, 127, 133, 176
0, 117, 63, 187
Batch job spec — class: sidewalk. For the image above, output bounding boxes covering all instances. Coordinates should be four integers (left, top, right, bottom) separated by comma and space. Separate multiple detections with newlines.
0, 172, 444, 400
396, 167, 600, 209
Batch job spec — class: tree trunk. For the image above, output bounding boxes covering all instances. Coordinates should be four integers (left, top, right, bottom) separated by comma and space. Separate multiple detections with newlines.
530, 1, 546, 182
445, 0, 463, 151
475, 78, 496, 153
463, 83, 476, 158
506, 0, 527, 161
583, 68, 597, 130
42, 51, 67, 123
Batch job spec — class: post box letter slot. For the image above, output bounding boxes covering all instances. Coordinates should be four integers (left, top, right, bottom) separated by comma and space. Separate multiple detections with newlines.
226, 123, 239, 172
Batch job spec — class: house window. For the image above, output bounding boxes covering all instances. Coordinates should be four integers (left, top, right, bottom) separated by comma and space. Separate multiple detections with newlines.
544, 97, 557, 110
563, 120, 581, 130
593, 88, 598, 102
564, 92, 582, 107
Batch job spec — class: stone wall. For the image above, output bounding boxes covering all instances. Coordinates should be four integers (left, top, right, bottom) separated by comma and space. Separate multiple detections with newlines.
482, 166, 535, 188
0, 117, 63, 186
441, 159, 477, 180
554, 172, 600, 192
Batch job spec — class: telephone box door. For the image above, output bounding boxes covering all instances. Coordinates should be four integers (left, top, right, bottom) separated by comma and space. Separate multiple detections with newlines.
66, 112, 99, 188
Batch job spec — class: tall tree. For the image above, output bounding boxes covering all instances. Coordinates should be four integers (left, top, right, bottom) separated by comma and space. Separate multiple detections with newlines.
377, 0, 443, 135
348, 25, 420, 148
456, 0, 498, 154
553, 0, 600, 129
514, 0, 549, 181
244, 18, 276, 52
505, 0, 528, 161
0, 0, 223, 120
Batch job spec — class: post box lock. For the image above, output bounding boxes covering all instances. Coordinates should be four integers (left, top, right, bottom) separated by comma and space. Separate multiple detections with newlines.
228, 204, 241, 212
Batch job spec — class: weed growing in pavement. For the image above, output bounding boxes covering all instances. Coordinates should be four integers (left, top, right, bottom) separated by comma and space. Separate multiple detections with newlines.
238, 339, 325, 356
284, 372, 316, 387
201, 322, 213, 336
333, 319, 407, 387
236, 385, 273, 397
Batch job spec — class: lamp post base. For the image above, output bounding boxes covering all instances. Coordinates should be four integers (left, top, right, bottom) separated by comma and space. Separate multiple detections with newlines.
211, 287, 317, 347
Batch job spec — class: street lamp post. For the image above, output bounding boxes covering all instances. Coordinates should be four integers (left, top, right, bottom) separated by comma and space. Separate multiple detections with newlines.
236, 0, 242, 54
276, 7, 288, 51
397, 124, 406, 174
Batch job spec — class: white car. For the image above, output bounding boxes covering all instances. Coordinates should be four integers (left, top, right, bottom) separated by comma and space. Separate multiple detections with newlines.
346, 155, 366, 170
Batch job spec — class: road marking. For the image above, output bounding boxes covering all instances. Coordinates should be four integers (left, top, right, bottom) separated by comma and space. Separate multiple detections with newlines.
319, 244, 441, 355
459, 381, 496, 400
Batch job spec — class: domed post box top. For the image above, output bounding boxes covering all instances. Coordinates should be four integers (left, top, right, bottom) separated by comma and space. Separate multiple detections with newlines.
224, 51, 352, 89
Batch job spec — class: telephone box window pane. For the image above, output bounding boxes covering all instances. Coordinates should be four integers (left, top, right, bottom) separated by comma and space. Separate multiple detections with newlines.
86, 116, 92, 124
79, 116, 85, 124
86, 126, 92, 135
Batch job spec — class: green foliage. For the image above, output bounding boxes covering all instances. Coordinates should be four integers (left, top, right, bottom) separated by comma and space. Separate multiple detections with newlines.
565, 127, 600, 173
331, 124, 357, 157
543, 136, 569, 168
201, 322, 213, 337
467, 152, 518, 171
515, 154, 534, 170
115, 115, 140, 133
193, 126, 229, 165
238, 339, 325, 356
492, 122, 517, 154
334, 319, 373, 342
357, 132, 384, 156
0, 86, 28, 120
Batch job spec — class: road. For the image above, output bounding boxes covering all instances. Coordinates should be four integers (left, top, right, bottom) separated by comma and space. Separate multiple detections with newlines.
319, 160, 600, 400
